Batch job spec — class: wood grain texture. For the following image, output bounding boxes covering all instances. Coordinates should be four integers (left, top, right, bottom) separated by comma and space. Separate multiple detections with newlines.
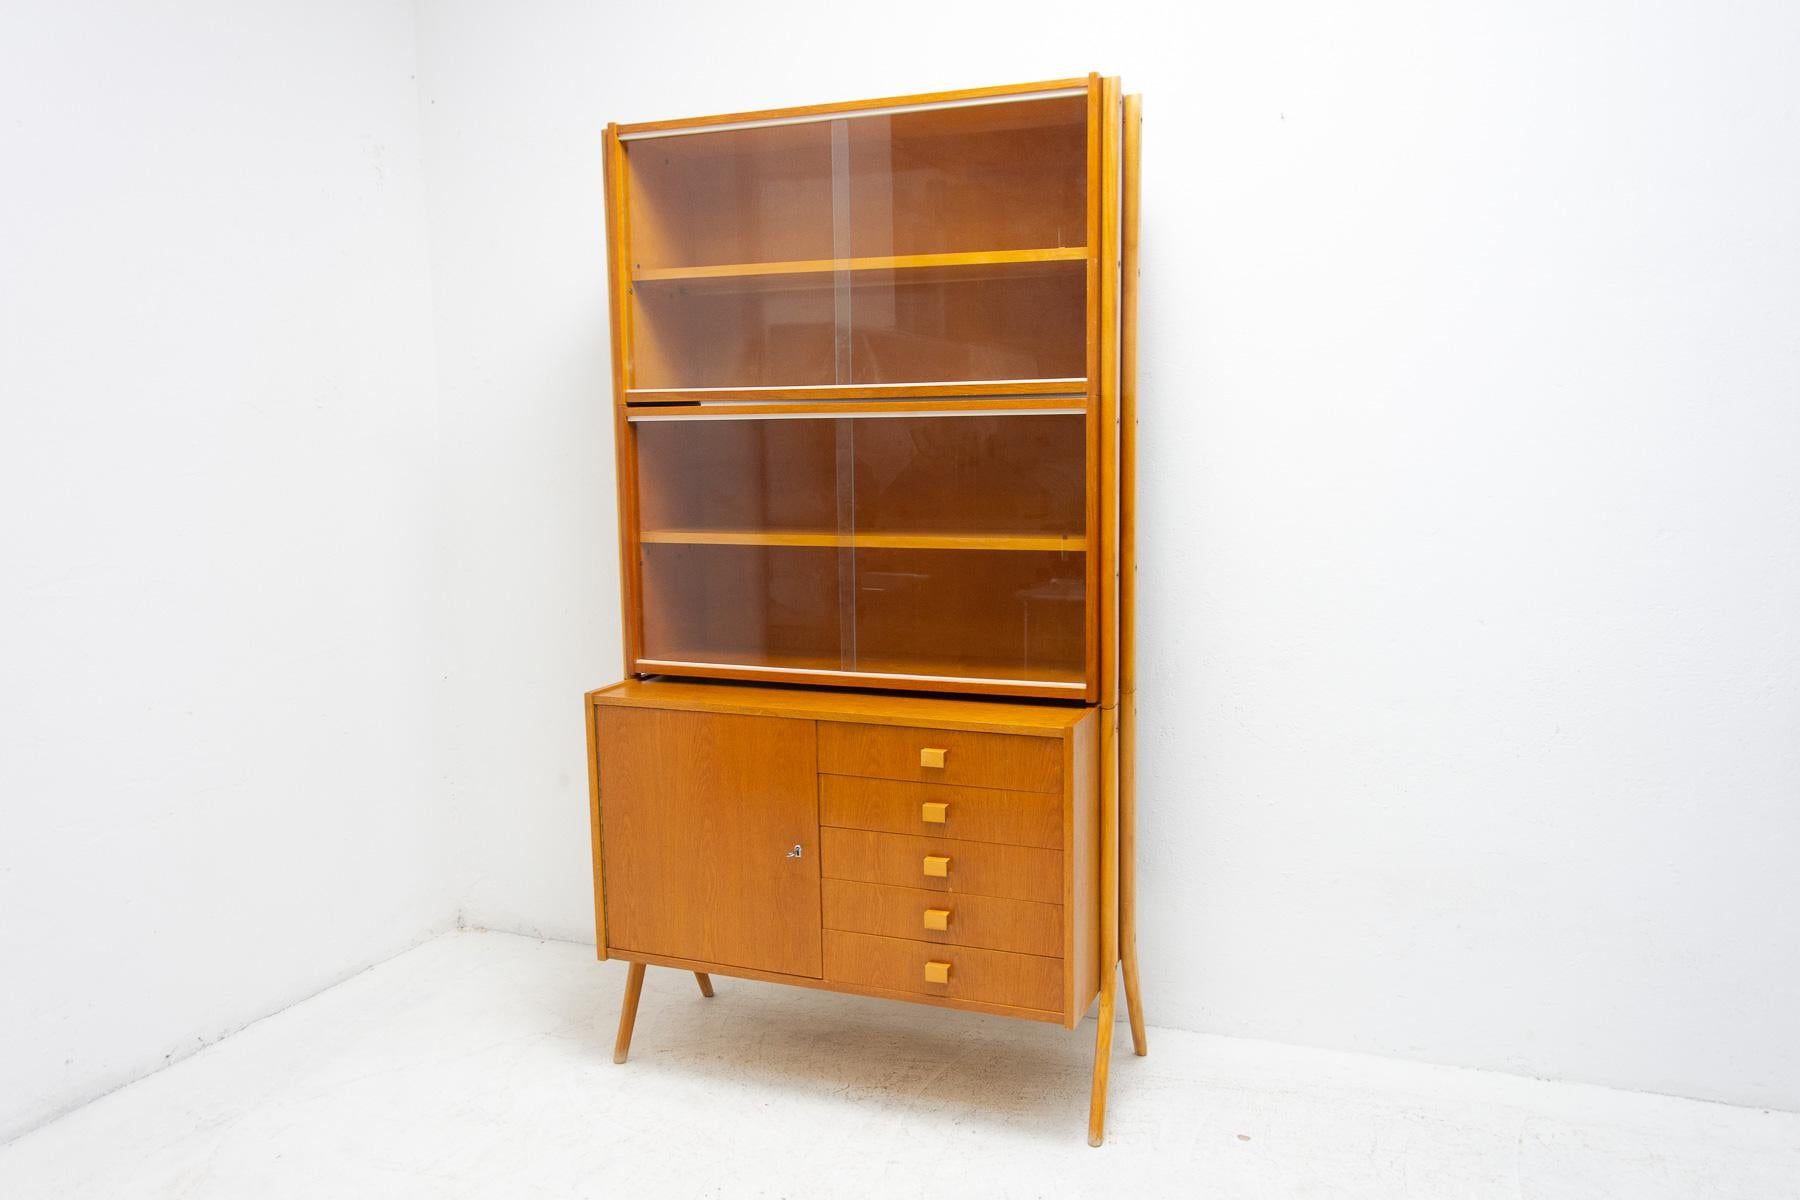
1087, 968, 1116, 1146
638, 529, 1086, 552
820, 827, 1061, 905
1081, 72, 1103, 706
589, 678, 1087, 735
823, 878, 1062, 958
1066, 712, 1101, 1027
627, 659, 1085, 701
624, 397, 1086, 417
616, 77, 1089, 136
603, 126, 645, 676
818, 721, 1062, 792
820, 774, 1063, 848
613, 961, 647, 1064
633, 246, 1087, 282
585, 696, 607, 958
596, 707, 822, 976
624, 380, 1088, 404
615, 946, 1064, 1024
1119, 90, 1147, 1058
823, 930, 1061, 1012
1098, 74, 1121, 712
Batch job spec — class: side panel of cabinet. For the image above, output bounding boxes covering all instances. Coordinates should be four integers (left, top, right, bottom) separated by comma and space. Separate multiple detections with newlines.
596, 707, 823, 977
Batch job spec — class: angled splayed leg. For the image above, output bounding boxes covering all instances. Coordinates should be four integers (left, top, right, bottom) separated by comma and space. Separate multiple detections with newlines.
613, 962, 647, 1064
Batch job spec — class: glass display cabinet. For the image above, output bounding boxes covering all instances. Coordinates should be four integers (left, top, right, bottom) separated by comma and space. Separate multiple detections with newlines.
606, 79, 1109, 699
587, 76, 1145, 1146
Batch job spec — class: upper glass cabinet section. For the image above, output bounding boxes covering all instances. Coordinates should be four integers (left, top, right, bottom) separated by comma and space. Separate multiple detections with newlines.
617, 90, 1089, 395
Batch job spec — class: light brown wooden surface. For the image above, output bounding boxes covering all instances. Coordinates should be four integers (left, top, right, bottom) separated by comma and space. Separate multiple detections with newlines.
616, 946, 1064, 1025
603, 125, 644, 677
616, 77, 1088, 136
592, 74, 1141, 1144
820, 774, 1063, 848
589, 678, 1086, 735
1081, 72, 1103, 706
822, 878, 1062, 958
823, 930, 1061, 1012
596, 707, 822, 977
1119, 90, 1147, 1059
623, 381, 1088, 404
638, 529, 1086, 551
818, 722, 1062, 792
628, 658, 1085, 701
820, 827, 1061, 905
623, 396, 1086, 417
1065, 707, 1101, 1025
1087, 969, 1116, 1145
584, 688, 607, 959
613, 961, 646, 1064
633, 246, 1088, 282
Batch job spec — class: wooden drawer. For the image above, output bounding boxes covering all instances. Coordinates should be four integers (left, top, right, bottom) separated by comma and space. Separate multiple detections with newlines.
823, 879, 1062, 958
824, 930, 1061, 1013
818, 722, 1061, 793
820, 775, 1062, 849
821, 827, 1061, 905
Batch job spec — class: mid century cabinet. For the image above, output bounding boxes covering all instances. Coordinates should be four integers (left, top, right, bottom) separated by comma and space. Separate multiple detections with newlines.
584, 75, 1144, 1145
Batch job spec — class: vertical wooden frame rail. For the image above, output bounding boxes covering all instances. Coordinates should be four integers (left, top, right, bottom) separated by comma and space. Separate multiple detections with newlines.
1118, 92, 1147, 1061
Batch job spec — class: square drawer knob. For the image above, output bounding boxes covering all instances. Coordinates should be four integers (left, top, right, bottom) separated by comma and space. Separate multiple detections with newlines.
922, 855, 950, 878
919, 747, 948, 769
924, 960, 951, 984
923, 907, 951, 931
920, 801, 949, 824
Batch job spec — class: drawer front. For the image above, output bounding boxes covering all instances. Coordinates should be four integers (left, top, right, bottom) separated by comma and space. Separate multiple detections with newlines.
824, 930, 1061, 1012
820, 775, 1062, 849
823, 879, 1062, 958
818, 722, 1061, 793
821, 827, 1062, 905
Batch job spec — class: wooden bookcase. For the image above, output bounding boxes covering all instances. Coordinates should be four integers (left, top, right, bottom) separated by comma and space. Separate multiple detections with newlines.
587, 76, 1144, 1145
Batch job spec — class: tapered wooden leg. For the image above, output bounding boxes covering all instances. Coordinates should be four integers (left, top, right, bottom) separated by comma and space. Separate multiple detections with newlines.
1121, 940, 1147, 1056
1087, 970, 1118, 1147
694, 971, 715, 998
612, 961, 646, 1064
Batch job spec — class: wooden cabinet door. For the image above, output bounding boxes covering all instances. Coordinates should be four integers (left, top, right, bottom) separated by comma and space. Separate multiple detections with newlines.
597, 707, 821, 977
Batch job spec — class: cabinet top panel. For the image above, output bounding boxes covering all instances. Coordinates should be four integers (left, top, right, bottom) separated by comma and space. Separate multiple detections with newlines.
615, 77, 1092, 139
589, 679, 1092, 736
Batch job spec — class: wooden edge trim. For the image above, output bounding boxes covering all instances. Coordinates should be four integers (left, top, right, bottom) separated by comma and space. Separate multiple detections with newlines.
585, 695, 607, 959
603, 126, 642, 676
616, 77, 1090, 136
612, 949, 1065, 1025
629, 660, 1086, 702
622, 380, 1089, 405
588, 691, 1084, 736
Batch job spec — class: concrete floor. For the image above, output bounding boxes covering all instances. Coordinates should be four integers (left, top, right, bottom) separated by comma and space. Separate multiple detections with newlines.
2, 931, 1796, 1199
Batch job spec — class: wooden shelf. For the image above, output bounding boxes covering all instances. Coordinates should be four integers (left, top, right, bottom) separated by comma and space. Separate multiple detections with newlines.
640, 529, 1086, 552
634, 650, 1087, 690
632, 247, 1087, 284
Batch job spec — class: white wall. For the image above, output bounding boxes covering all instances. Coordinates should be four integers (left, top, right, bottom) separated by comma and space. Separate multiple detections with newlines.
415, 0, 1800, 1112
0, 1, 452, 1140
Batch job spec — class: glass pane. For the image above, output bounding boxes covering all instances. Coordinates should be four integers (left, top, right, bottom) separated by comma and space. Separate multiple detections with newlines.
624, 123, 834, 271
845, 96, 1087, 258
633, 413, 1086, 687
621, 92, 1088, 392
